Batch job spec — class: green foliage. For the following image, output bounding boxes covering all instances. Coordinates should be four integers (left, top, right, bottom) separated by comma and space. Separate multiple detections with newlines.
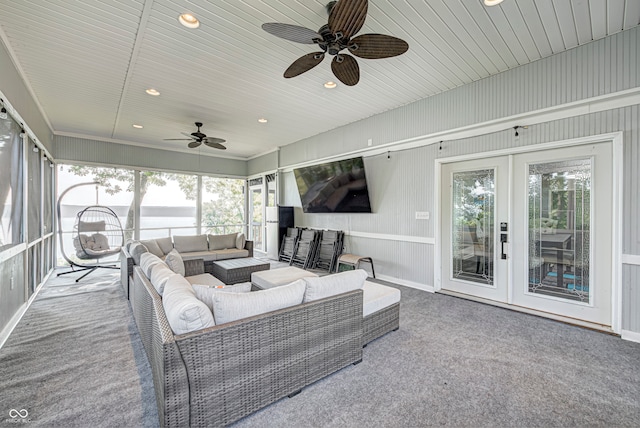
66, 166, 245, 237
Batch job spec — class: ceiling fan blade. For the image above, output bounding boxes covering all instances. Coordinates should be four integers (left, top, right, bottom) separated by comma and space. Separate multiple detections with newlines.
284, 52, 325, 78
348, 34, 409, 59
262, 23, 320, 44
204, 137, 226, 144
204, 141, 227, 150
328, 0, 368, 41
188, 141, 202, 148
163, 138, 192, 141
181, 132, 196, 139
331, 54, 359, 86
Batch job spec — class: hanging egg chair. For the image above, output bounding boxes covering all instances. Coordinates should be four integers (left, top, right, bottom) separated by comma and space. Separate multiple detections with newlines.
57, 182, 124, 281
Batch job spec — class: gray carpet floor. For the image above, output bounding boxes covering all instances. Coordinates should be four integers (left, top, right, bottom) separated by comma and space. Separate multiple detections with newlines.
1, 267, 639, 427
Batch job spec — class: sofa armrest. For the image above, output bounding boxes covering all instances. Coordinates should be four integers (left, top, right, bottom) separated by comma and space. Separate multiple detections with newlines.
120, 247, 134, 299
184, 258, 205, 277
244, 240, 253, 258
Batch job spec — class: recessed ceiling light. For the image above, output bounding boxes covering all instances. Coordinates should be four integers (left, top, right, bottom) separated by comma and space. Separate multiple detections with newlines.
484, 0, 504, 5
132, 124, 143, 129
179, 13, 200, 29
258, 118, 268, 123
145, 88, 160, 96
324, 81, 337, 89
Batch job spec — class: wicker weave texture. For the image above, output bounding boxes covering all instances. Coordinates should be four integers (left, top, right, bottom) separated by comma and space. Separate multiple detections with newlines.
176, 290, 363, 427
131, 266, 364, 427
212, 258, 270, 284
363, 302, 400, 345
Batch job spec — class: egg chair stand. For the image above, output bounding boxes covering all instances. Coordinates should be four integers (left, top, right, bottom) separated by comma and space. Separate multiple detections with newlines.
57, 182, 124, 282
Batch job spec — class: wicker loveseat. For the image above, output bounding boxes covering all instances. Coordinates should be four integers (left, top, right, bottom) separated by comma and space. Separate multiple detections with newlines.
131, 265, 365, 427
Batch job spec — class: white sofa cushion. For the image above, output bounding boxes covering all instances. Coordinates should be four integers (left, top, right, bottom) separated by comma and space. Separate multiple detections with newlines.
164, 249, 185, 276
214, 248, 249, 260
208, 233, 238, 250
162, 274, 215, 334
180, 251, 218, 262
140, 239, 164, 258
139, 252, 165, 277
236, 233, 246, 250
185, 273, 225, 288
362, 280, 401, 317
211, 279, 306, 325
174, 234, 208, 253
149, 263, 174, 296
192, 283, 252, 312
302, 269, 367, 303
155, 237, 174, 255
251, 266, 318, 290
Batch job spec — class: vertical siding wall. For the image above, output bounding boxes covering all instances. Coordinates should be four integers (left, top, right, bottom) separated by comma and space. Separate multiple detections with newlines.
267, 28, 640, 332
54, 135, 247, 177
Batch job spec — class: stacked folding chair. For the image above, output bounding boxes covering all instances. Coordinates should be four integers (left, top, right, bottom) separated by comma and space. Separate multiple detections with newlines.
290, 229, 320, 269
312, 229, 345, 272
278, 227, 300, 264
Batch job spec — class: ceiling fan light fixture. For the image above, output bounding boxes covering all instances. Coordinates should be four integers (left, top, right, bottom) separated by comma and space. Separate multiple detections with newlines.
132, 124, 143, 129
258, 118, 268, 123
324, 81, 337, 89
484, 0, 504, 6
145, 88, 160, 96
179, 13, 200, 29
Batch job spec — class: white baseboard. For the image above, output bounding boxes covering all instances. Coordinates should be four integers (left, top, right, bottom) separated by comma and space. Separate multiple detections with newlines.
621, 329, 640, 343
376, 274, 434, 293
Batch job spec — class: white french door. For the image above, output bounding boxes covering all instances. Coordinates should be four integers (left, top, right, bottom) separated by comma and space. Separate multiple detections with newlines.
441, 142, 614, 327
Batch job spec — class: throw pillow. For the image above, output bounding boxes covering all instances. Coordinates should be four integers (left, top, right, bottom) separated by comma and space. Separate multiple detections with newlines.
302, 269, 367, 303
129, 242, 149, 265
165, 249, 186, 276
210, 279, 305, 325
174, 234, 208, 253
235, 233, 246, 250
162, 274, 215, 334
208, 233, 238, 250
140, 239, 164, 258
155, 237, 174, 255
139, 252, 165, 277
192, 282, 252, 312
92, 233, 110, 250
149, 263, 174, 296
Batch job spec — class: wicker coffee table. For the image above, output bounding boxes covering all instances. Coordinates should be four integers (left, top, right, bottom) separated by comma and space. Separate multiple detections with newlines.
212, 258, 270, 284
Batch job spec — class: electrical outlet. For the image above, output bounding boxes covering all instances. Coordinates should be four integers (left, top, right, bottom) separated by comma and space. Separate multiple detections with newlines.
415, 211, 430, 220
367, 138, 372, 146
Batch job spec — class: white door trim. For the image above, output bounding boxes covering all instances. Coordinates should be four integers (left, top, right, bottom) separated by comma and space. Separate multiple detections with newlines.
434, 132, 623, 334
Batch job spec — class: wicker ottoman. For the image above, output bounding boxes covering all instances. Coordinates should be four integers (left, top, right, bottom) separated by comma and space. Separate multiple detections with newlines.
251, 266, 318, 290
212, 258, 270, 284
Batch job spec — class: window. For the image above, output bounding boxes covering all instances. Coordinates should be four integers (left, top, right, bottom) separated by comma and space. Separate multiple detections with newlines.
139, 171, 197, 239
0, 114, 24, 251
28, 138, 42, 243
201, 176, 245, 235
57, 165, 134, 264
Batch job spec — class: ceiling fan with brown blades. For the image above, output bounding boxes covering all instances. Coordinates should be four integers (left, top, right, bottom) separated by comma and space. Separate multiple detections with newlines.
262, 0, 408, 86
163, 122, 226, 150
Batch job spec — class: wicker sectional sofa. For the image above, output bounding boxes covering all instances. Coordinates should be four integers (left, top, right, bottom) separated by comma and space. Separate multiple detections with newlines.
120, 232, 253, 298
131, 265, 366, 427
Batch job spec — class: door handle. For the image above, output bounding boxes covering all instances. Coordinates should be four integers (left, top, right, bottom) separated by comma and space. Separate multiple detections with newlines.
500, 233, 507, 259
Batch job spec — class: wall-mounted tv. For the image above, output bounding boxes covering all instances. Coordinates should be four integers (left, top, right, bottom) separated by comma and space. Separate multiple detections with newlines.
294, 156, 372, 213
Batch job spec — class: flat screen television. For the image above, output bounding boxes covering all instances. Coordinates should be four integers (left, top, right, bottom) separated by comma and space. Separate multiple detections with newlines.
294, 156, 372, 213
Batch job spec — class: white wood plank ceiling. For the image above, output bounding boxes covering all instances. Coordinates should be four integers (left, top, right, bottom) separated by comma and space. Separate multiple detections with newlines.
0, 0, 638, 159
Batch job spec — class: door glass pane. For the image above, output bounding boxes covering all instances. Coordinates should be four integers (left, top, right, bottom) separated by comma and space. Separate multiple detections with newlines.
249, 186, 263, 251
528, 160, 591, 303
452, 169, 494, 285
